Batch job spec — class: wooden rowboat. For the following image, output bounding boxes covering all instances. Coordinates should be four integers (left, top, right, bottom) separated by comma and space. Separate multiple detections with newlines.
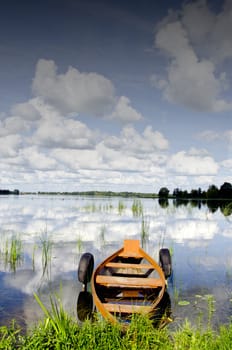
90, 239, 169, 325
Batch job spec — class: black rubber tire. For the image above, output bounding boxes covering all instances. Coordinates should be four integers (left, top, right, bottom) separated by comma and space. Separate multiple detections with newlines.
159, 248, 172, 278
77, 291, 93, 321
78, 252, 94, 284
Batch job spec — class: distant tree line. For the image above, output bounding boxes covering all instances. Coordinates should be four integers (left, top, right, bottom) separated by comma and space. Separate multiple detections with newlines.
0, 189, 19, 195
158, 182, 232, 216
37, 190, 157, 198
158, 182, 232, 200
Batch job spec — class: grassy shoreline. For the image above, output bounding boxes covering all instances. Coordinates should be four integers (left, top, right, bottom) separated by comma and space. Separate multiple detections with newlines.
1, 310, 232, 349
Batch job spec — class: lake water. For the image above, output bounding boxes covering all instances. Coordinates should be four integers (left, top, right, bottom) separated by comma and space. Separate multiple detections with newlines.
0, 194, 232, 331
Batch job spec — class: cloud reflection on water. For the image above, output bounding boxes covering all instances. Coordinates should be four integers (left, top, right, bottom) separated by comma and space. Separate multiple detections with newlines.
0, 195, 231, 329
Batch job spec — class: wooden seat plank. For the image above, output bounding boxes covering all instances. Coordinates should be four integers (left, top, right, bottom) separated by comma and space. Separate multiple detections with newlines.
96, 275, 163, 288
105, 262, 154, 270
103, 302, 153, 314
118, 252, 144, 258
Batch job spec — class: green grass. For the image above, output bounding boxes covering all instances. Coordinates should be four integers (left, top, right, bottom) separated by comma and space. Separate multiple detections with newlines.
1, 294, 232, 349
1, 314, 232, 349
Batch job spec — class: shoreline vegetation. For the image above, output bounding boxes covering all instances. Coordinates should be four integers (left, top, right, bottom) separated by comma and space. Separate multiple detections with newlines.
1, 181, 232, 200
1, 305, 232, 349
1, 183, 232, 216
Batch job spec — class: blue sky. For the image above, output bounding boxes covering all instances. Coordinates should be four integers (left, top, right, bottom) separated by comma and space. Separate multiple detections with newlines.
0, 0, 231, 193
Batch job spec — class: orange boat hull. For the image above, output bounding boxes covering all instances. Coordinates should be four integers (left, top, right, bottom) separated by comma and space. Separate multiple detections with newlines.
91, 239, 166, 325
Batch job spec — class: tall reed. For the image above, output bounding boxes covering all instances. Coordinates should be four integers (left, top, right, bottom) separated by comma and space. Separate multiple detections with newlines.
39, 233, 53, 278
206, 294, 215, 330
83, 202, 97, 213
32, 244, 37, 271
132, 199, 143, 217
33, 292, 72, 338
99, 225, 107, 248
118, 200, 126, 215
140, 215, 149, 248
1, 235, 23, 272
77, 235, 83, 254
9, 236, 23, 272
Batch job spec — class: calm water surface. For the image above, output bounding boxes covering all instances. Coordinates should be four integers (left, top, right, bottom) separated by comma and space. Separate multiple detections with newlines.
0, 194, 231, 330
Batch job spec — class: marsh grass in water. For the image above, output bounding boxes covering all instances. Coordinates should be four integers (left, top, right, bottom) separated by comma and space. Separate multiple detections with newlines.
0, 235, 23, 272
171, 275, 182, 306
102, 202, 114, 213
32, 243, 37, 271
131, 199, 143, 217
118, 200, 126, 215
157, 229, 166, 251
205, 295, 216, 329
83, 201, 114, 213
174, 292, 217, 332
10, 236, 23, 272
39, 233, 53, 278
140, 214, 149, 248
76, 235, 83, 254
99, 225, 107, 248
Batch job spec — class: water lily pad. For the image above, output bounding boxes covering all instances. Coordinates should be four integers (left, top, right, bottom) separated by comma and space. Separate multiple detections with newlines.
178, 300, 190, 306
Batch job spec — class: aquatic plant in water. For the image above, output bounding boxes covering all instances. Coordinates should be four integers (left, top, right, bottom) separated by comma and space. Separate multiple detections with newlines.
77, 235, 83, 254
118, 200, 126, 215
32, 243, 37, 271
39, 233, 53, 278
9, 236, 23, 272
206, 294, 216, 329
140, 214, 149, 248
132, 199, 143, 217
99, 225, 107, 248
0, 235, 23, 272
83, 202, 97, 213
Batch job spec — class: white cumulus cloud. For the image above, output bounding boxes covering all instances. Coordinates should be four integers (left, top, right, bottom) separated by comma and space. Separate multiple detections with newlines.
32, 59, 116, 116
31, 59, 144, 124
168, 149, 219, 175
0, 134, 22, 157
11, 101, 42, 121
104, 125, 169, 154
106, 96, 143, 122
153, 0, 232, 112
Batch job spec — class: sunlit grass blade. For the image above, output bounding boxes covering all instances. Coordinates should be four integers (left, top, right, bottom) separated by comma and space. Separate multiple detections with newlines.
34, 292, 71, 337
